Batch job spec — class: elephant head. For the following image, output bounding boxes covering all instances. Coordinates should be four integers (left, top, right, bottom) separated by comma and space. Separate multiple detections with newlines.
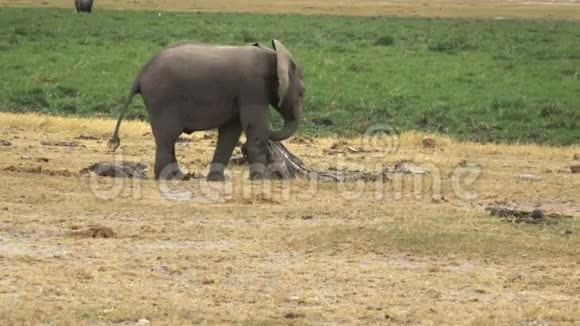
270, 40, 305, 141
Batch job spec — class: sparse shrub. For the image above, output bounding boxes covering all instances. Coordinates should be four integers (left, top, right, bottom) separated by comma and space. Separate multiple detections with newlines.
54, 86, 80, 98
329, 44, 348, 53
348, 63, 369, 72
10, 88, 50, 109
312, 117, 334, 127
375, 35, 394, 47
154, 35, 169, 46
8, 34, 20, 45
416, 105, 454, 133
428, 35, 477, 54
12, 27, 28, 36
61, 104, 78, 114
240, 30, 257, 43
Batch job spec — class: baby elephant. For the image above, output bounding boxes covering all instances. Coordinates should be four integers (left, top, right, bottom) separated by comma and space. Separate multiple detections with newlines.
75, 0, 94, 13
108, 40, 306, 181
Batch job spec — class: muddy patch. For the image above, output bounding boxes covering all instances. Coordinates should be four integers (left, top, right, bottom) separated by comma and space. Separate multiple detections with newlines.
284, 312, 305, 319
74, 134, 100, 140
41, 140, 86, 148
69, 225, 116, 239
239, 193, 281, 205
3, 165, 76, 177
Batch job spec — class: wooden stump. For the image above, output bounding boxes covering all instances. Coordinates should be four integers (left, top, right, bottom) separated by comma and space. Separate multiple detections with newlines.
238, 140, 390, 182
239, 140, 308, 180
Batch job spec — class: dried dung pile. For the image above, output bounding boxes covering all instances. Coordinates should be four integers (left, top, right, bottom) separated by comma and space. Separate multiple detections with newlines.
485, 205, 572, 225
81, 161, 148, 179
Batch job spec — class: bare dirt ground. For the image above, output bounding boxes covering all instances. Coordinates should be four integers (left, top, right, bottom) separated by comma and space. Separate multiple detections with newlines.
0, 112, 579, 324
2, 0, 580, 20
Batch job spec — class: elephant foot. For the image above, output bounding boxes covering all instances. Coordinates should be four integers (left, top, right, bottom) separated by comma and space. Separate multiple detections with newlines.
206, 171, 226, 182
156, 166, 186, 181
249, 170, 266, 180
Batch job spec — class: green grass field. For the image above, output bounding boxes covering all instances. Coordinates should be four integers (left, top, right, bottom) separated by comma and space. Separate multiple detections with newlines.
0, 7, 579, 144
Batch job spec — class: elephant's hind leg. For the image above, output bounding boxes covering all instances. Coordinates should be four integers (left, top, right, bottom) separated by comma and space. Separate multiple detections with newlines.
151, 115, 184, 180
207, 119, 242, 182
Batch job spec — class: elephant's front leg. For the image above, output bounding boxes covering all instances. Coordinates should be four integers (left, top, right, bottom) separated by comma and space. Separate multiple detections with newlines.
207, 119, 242, 182
241, 108, 271, 180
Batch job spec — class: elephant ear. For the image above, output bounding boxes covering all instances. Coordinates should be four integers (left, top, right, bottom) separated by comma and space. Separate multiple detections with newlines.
272, 39, 295, 108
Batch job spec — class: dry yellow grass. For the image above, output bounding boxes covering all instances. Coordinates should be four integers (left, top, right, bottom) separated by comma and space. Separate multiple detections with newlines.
2, 0, 580, 20
0, 112, 579, 324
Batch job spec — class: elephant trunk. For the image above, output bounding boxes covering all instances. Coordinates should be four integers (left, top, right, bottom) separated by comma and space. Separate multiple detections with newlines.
269, 107, 301, 141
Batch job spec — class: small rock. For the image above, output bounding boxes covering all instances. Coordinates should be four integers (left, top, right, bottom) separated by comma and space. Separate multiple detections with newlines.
74, 135, 99, 140
176, 137, 192, 144
517, 174, 542, 182
485, 205, 563, 225
431, 195, 448, 203
301, 215, 314, 220
571, 165, 580, 174
0, 140, 12, 146
530, 209, 545, 220
183, 172, 205, 180
284, 312, 305, 319
420, 137, 436, 148
230, 155, 246, 166
136, 319, 150, 325
393, 161, 428, 175
202, 278, 216, 285
288, 296, 301, 302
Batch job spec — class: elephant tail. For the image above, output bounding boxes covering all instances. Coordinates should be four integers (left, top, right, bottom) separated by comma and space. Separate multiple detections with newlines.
107, 79, 141, 152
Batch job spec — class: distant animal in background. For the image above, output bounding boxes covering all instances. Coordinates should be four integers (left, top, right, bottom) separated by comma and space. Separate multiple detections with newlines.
75, 0, 94, 13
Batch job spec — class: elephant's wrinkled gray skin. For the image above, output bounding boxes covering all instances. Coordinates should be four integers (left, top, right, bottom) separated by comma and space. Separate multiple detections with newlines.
75, 0, 94, 13
108, 40, 305, 181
